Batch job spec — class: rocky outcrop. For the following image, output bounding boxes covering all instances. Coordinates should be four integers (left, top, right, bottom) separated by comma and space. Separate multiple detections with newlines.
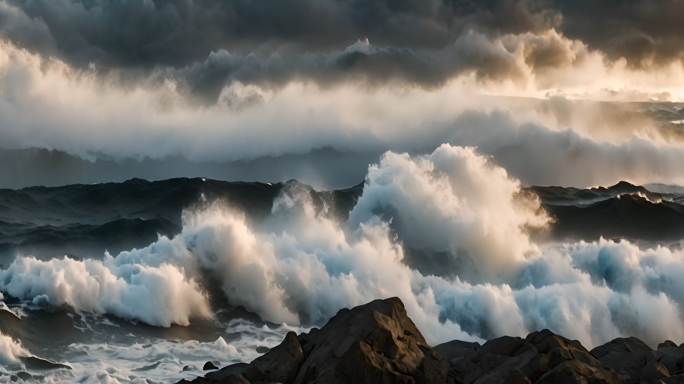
434, 328, 628, 384
181, 297, 448, 384
656, 343, 684, 377
590, 337, 684, 384
182, 297, 684, 384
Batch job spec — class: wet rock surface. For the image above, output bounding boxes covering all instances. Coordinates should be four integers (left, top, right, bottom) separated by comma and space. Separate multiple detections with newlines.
181, 297, 684, 384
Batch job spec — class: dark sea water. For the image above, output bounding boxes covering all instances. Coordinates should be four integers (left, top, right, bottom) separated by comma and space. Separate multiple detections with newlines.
0, 177, 683, 382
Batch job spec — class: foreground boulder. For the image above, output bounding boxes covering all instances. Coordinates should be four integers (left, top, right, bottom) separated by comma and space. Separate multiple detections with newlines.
590, 337, 684, 384
181, 297, 448, 384
434, 328, 628, 384
655, 342, 684, 377
182, 297, 684, 384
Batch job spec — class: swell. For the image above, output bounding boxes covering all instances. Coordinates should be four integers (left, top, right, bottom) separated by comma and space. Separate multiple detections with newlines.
2, 177, 684, 266
532, 181, 684, 243
0, 178, 362, 263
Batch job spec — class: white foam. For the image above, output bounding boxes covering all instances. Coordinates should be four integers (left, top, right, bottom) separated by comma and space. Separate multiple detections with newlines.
0, 144, 683, 376
16, 320, 297, 383
0, 332, 28, 368
0, 257, 212, 328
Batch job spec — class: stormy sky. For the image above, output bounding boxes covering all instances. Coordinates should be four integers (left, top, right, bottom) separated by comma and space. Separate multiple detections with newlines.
2, 0, 684, 188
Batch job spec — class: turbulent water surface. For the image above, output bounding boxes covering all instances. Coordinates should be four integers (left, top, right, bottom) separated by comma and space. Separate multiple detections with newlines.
2, 147, 684, 382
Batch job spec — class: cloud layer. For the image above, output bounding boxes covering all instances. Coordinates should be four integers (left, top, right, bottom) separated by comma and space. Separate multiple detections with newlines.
3, 0, 684, 72
3, 1, 684, 189
0, 0, 560, 69
2, 38, 684, 188
2, 145, 684, 349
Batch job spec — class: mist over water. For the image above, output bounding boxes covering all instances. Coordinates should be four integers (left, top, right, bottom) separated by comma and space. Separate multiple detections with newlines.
2, 39, 684, 190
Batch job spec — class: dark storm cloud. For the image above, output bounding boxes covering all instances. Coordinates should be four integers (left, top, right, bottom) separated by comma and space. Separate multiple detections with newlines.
0, 1, 57, 55
555, 0, 684, 67
2, 0, 684, 101
168, 35, 528, 103
1, 0, 559, 69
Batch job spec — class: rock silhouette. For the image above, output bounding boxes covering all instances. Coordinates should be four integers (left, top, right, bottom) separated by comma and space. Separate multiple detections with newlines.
181, 297, 684, 384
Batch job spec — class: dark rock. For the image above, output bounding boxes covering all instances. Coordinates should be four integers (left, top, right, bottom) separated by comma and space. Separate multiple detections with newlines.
591, 337, 654, 383
205, 363, 253, 382
255, 346, 270, 353
224, 375, 251, 384
662, 374, 684, 384
470, 347, 538, 384
640, 361, 670, 382
655, 346, 684, 374
661, 341, 679, 349
449, 328, 624, 384
526, 329, 590, 356
545, 347, 573, 370
183, 297, 448, 384
536, 360, 627, 384
296, 327, 319, 347
521, 330, 626, 384
291, 297, 448, 384
449, 355, 479, 376
434, 340, 480, 362
182, 363, 257, 384
179, 374, 250, 384
250, 332, 303, 383
203, 361, 218, 371
591, 337, 652, 356
180, 299, 676, 384
503, 369, 531, 384
476, 336, 530, 359
527, 330, 600, 368
186, 341, 296, 383
589, 337, 681, 384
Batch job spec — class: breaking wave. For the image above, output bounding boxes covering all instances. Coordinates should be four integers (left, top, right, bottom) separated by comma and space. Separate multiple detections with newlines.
1, 144, 683, 357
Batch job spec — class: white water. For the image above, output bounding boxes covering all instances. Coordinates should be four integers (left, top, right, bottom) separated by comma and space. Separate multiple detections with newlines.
0, 313, 308, 383
1, 145, 684, 381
